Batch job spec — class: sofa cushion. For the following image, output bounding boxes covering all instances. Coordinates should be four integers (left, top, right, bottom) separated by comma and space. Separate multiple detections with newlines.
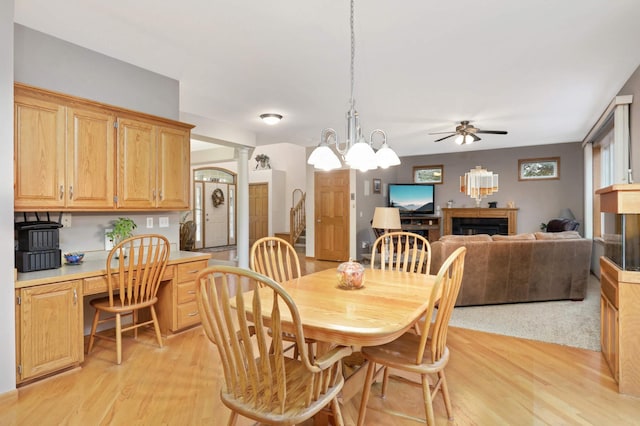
492, 233, 536, 241
439, 234, 492, 242
535, 231, 581, 240
546, 218, 580, 232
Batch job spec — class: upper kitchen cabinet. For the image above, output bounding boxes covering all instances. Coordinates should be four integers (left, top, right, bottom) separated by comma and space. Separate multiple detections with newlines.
117, 119, 190, 210
13, 83, 193, 212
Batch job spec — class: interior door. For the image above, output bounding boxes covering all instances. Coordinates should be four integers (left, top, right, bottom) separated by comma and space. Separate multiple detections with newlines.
249, 183, 269, 246
204, 182, 229, 247
314, 169, 350, 261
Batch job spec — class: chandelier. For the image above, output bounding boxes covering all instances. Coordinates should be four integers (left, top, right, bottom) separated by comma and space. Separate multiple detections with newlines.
307, 0, 400, 172
460, 166, 499, 207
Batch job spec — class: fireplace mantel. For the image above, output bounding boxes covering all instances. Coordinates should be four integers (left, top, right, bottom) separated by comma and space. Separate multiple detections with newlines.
442, 207, 519, 235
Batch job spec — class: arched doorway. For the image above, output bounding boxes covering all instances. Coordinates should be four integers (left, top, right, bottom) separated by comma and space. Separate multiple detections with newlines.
193, 167, 236, 249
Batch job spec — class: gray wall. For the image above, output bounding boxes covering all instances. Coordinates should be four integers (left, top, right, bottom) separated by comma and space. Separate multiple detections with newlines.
355, 142, 584, 259
1, 0, 15, 395
13, 25, 184, 254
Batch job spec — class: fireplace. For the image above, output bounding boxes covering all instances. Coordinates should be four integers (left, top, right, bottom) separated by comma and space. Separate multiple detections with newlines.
442, 207, 519, 235
452, 217, 508, 235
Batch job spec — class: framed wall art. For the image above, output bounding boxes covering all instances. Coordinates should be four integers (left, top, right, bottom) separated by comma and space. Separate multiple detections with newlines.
518, 157, 560, 181
413, 165, 443, 184
372, 178, 382, 194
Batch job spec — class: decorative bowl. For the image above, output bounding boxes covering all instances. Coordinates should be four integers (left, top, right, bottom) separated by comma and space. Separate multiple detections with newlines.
337, 259, 365, 289
64, 252, 85, 264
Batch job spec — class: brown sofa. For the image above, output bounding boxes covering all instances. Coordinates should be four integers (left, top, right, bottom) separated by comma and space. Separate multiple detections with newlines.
430, 231, 592, 306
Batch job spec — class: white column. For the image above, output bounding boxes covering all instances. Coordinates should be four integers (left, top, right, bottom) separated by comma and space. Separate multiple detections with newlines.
236, 147, 250, 268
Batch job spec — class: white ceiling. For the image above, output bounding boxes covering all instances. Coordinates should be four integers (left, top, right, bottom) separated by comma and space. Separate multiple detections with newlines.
14, 0, 640, 157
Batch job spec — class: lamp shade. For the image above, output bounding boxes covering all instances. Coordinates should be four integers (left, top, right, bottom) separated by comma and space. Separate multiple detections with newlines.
345, 140, 377, 172
375, 142, 401, 168
307, 144, 341, 171
372, 207, 401, 231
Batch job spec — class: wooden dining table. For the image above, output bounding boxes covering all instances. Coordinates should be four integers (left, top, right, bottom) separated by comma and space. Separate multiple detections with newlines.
264, 267, 438, 348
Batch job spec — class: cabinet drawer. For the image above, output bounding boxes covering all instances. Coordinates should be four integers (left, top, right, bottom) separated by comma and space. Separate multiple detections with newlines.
162, 265, 175, 281
177, 281, 197, 304
601, 267, 618, 308
177, 301, 200, 329
84, 276, 107, 295
177, 260, 208, 283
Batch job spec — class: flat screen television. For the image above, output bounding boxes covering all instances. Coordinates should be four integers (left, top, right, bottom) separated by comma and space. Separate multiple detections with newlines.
388, 183, 435, 215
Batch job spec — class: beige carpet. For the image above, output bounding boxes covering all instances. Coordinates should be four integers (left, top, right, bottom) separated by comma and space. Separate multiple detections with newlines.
449, 274, 601, 351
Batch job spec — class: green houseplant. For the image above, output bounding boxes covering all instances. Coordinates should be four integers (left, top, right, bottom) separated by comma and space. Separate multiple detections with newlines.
106, 217, 137, 246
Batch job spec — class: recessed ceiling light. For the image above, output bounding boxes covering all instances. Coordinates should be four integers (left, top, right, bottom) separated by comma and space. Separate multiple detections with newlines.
260, 113, 283, 125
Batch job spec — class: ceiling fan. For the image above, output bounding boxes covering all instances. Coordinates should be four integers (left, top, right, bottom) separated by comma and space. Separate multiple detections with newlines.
430, 120, 508, 144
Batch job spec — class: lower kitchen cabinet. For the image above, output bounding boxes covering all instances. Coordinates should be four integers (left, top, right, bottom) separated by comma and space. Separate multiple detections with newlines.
157, 259, 208, 334
15, 280, 83, 384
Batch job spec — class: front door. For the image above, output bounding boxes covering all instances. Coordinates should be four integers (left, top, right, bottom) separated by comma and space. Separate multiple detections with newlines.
204, 182, 228, 247
314, 169, 350, 261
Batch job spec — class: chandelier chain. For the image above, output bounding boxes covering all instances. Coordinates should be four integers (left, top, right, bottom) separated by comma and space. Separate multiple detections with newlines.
350, 0, 355, 106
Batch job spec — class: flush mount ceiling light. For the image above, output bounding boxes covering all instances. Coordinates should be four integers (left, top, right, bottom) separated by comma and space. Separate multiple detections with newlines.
259, 113, 283, 125
307, 0, 400, 172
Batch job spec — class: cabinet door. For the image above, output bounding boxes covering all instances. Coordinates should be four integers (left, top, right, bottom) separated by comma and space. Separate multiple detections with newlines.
600, 294, 619, 381
117, 118, 156, 209
14, 95, 66, 209
17, 280, 83, 383
67, 108, 116, 208
157, 126, 190, 209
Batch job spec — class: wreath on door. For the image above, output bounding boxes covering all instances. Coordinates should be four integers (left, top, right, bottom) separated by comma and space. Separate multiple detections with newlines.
212, 188, 225, 207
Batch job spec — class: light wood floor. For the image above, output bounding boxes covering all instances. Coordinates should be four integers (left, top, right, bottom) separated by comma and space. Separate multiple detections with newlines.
2, 250, 639, 425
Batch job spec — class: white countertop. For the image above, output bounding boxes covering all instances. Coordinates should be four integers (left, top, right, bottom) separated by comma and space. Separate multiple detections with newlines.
16, 250, 211, 288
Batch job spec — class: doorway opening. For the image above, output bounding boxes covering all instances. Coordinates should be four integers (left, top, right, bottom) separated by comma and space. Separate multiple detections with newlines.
192, 167, 237, 250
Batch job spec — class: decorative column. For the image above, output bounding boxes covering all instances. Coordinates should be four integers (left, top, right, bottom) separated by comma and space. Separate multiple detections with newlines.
236, 147, 250, 268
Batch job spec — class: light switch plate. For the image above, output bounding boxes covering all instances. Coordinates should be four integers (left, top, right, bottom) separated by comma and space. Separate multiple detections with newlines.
146, 217, 154, 228
105, 229, 114, 250
159, 217, 169, 228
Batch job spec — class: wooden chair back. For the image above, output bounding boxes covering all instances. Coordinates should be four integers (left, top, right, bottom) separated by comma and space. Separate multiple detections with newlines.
250, 236, 301, 283
196, 265, 351, 424
370, 231, 431, 274
418, 246, 466, 364
106, 234, 170, 307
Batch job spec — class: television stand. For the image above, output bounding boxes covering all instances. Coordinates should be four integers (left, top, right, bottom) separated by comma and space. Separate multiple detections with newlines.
399, 214, 440, 242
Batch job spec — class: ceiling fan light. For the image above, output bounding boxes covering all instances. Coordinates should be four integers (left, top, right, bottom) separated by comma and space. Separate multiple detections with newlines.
375, 143, 401, 168
308, 144, 341, 170
345, 141, 377, 172
455, 135, 465, 145
465, 134, 475, 144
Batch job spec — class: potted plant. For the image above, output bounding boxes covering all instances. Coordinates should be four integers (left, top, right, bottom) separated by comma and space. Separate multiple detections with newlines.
106, 217, 137, 246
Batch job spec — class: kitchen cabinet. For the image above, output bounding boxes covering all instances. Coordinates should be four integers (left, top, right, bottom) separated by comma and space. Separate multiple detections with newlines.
14, 83, 192, 212
15, 280, 83, 384
117, 119, 190, 209
156, 259, 208, 333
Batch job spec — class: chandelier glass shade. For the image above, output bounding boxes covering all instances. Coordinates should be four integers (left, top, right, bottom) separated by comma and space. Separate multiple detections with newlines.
307, 0, 400, 172
460, 166, 499, 207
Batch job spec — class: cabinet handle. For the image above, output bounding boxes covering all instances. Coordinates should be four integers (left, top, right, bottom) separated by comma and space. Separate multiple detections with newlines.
188, 269, 199, 274
159, 190, 163, 200
73, 289, 78, 305
152, 189, 156, 200
69, 185, 73, 200
60, 185, 64, 200
187, 290, 195, 294
188, 311, 199, 317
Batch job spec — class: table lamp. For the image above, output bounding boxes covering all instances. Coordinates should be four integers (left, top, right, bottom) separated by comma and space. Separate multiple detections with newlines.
372, 207, 401, 262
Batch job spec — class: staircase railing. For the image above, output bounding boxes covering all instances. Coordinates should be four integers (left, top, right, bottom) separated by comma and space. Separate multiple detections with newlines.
290, 189, 306, 245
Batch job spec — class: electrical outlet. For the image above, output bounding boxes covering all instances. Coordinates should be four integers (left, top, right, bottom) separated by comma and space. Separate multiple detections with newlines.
61, 212, 72, 228
105, 229, 114, 250
159, 217, 169, 228
146, 217, 154, 228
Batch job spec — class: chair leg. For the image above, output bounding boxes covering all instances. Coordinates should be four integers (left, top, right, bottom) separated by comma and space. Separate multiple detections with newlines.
356, 360, 377, 426
381, 366, 390, 397
226, 411, 238, 426
439, 370, 454, 420
331, 397, 345, 426
87, 309, 100, 353
133, 309, 138, 339
115, 313, 123, 365
421, 373, 435, 426
150, 306, 163, 348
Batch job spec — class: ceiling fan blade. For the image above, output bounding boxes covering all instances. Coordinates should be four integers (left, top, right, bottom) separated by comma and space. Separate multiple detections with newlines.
476, 130, 508, 135
428, 131, 456, 135
434, 134, 456, 142
470, 133, 481, 142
